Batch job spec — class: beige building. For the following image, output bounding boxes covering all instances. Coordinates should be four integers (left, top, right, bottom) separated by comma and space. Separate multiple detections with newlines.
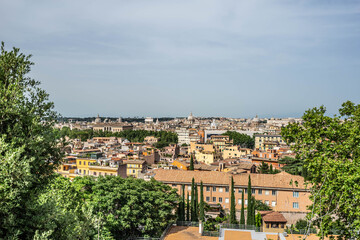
255, 134, 284, 151
190, 142, 215, 154
92, 123, 133, 132
195, 151, 221, 164
222, 146, 252, 158
144, 136, 159, 145
153, 169, 311, 215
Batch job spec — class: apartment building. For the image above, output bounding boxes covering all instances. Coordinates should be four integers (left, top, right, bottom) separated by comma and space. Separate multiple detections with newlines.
153, 169, 311, 215
254, 134, 284, 151
222, 146, 252, 158
123, 160, 146, 178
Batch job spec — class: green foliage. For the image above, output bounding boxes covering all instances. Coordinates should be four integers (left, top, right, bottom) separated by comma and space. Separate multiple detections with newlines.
254, 199, 272, 211
79, 176, 178, 239
199, 182, 205, 221
255, 212, 262, 227
281, 101, 360, 239
246, 176, 252, 225
222, 131, 255, 148
186, 193, 190, 221
55, 128, 178, 147
189, 155, 194, 170
0, 42, 63, 239
240, 189, 245, 225
190, 178, 197, 221
295, 219, 308, 230
229, 177, 237, 224
257, 162, 281, 174
278, 156, 307, 177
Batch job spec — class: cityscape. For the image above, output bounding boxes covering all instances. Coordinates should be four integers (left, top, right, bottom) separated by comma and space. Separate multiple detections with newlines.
1, 0, 360, 240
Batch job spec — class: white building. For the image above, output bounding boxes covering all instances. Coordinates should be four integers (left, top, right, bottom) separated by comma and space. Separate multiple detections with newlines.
175, 128, 190, 145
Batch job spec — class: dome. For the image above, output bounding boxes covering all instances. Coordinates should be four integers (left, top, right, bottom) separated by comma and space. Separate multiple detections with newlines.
188, 112, 194, 121
252, 115, 260, 123
95, 114, 101, 123
210, 119, 218, 129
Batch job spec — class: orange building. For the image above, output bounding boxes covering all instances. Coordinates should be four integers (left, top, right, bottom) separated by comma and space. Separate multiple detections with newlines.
153, 169, 311, 214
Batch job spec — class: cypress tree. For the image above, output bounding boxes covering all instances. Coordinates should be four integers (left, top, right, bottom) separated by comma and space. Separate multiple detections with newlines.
252, 196, 256, 226
178, 185, 185, 221
186, 192, 190, 221
190, 178, 196, 221
240, 189, 245, 225
189, 155, 194, 170
199, 181, 205, 221
246, 175, 252, 225
194, 183, 198, 221
230, 176, 236, 224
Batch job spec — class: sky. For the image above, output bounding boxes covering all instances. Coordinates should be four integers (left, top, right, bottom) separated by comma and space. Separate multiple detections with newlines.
1, 0, 360, 118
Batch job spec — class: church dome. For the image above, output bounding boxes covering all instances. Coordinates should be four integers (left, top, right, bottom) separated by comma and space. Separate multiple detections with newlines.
95, 114, 101, 123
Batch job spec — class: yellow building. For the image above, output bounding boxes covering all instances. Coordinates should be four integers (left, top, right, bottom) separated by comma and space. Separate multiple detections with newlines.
190, 142, 215, 154
76, 158, 97, 176
255, 134, 283, 151
56, 157, 78, 180
222, 146, 252, 159
195, 151, 221, 164
123, 160, 146, 178
88, 161, 127, 177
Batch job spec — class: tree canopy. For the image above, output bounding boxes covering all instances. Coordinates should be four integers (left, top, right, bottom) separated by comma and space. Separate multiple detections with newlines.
222, 131, 255, 148
281, 101, 360, 239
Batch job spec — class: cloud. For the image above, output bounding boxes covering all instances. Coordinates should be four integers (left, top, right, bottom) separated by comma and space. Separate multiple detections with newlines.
0, 0, 359, 117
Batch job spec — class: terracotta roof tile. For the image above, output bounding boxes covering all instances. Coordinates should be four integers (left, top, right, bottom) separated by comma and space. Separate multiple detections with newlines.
153, 169, 307, 190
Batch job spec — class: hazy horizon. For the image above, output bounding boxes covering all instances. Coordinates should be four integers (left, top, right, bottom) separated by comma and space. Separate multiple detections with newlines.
1, 0, 359, 118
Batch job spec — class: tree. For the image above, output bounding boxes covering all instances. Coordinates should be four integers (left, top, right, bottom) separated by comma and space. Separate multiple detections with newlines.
189, 155, 194, 170
222, 131, 255, 148
0, 42, 63, 239
199, 181, 205, 221
181, 185, 186, 221
258, 162, 270, 174
190, 178, 197, 221
88, 176, 178, 239
240, 189, 245, 225
186, 193, 190, 221
246, 175, 252, 225
281, 101, 360, 239
194, 183, 198, 221
255, 212, 262, 228
278, 156, 307, 177
229, 177, 237, 224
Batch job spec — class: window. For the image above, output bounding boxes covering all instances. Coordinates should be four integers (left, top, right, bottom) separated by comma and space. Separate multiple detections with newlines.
265, 190, 270, 195
293, 191, 299, 197
219, 187, 223, 193
172, 184, 177, 187
212, 197, 216, 202
225, 198, 229, 203
252, 189, 255, 194
79, 169, 82, 174
188, 186, 191, 191
132, 170, 135, 173
238, 199, 242, 204
293, 202, 299, 209
206, 186, 210, 192
93, 172, 97, 176
258, 189, 262, 195
219, 197, 223, 203
206, 196, 210, 202
245, 189, 248, 194
225, 187, 229, 193
213, 187, 216, 192
265, 200, 269, 206
272, 201, 276, 207
245, 199, 248, 205
272, 190, 277, 196
79, 161, 81, 165
238, 188, 242, 193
